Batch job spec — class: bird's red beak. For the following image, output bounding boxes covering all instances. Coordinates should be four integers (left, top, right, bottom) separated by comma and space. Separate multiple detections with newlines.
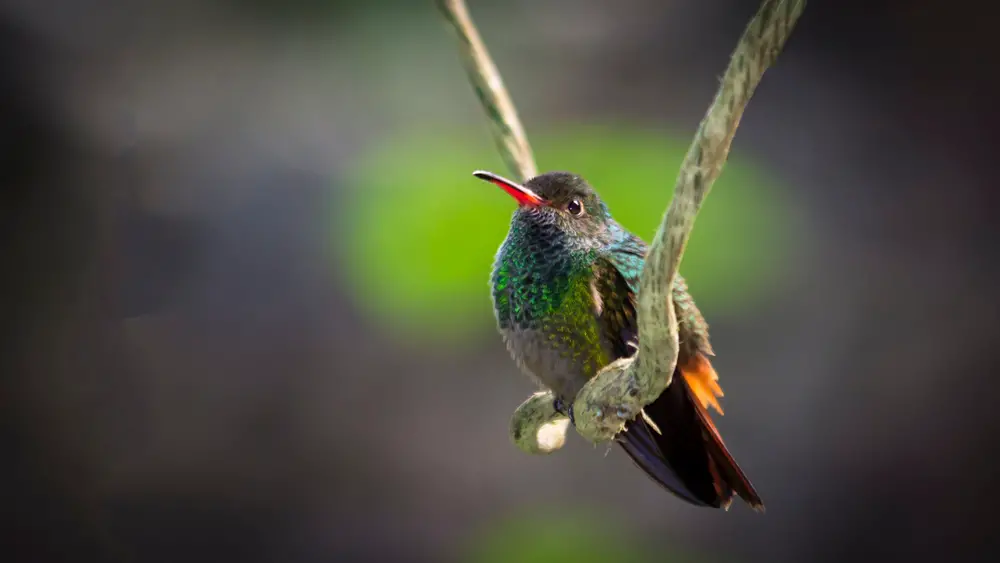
473, 170, 545, 207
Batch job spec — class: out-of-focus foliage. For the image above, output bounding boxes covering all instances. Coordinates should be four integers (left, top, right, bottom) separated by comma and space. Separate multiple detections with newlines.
340, 124, 792, 342
224, 0, 417, 21
463, 507, 665, 563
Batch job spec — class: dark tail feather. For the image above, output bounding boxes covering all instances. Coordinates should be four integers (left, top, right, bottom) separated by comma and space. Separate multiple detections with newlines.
616, 365, 764, 511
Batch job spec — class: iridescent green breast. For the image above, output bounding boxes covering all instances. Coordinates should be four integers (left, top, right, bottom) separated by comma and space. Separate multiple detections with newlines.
490, 220, 613, 398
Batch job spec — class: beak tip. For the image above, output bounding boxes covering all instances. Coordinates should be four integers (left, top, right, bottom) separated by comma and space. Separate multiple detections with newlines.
472, 169, 544, 207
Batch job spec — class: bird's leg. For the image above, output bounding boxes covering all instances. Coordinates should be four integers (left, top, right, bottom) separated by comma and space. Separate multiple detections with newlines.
552, 396, 576, 426
509, 391, 571, 455
571, 356, 649, 444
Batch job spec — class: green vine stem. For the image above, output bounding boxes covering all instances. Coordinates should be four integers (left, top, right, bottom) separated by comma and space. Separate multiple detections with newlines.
436, 0, 538, 181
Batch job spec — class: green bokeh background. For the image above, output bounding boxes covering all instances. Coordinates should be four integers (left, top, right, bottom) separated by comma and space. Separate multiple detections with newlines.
340, 123, 791, 343
464, 508, 667, 563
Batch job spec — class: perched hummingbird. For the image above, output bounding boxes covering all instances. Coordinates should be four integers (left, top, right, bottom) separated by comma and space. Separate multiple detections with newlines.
476, 169, 764, 511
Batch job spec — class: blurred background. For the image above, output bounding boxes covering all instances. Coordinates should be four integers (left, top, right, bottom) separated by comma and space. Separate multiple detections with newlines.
3, 0, 998, 562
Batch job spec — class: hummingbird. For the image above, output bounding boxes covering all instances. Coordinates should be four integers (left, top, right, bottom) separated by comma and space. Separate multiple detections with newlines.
475, 169, 763, 511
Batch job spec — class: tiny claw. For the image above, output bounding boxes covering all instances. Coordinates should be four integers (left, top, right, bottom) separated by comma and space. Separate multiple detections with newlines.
553, 397, 576, 426
553, 396, 566, 415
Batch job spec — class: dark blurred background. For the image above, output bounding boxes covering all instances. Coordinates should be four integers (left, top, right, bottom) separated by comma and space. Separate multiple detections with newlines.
3, 0, 998, 562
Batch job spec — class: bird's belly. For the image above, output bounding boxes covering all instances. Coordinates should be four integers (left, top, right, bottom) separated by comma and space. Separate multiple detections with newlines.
491, 245, 612, 400
501, 323, 609, 401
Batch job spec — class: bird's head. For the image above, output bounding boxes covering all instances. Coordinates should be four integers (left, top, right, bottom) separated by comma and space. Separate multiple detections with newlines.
474, 170, 614, 244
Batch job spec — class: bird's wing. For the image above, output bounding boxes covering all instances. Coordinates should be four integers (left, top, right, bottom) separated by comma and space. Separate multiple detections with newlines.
598, 227, 762, 509
591, 258, 639, 359
591, 254, 710, 506
605, 228, 723, 415
593, 250, 722, 507
595, 228, 645, 352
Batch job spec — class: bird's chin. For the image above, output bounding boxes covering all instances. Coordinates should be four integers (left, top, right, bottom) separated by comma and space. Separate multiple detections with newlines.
512, 205, 557, 227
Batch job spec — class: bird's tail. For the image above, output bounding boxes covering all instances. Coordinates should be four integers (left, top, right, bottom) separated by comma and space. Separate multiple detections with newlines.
616, 353, 764, 511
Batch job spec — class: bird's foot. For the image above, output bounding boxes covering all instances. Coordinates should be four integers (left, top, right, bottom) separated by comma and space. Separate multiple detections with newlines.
509, 391, 571, 455
552, 396, 576, 426
572, 356, 644, 444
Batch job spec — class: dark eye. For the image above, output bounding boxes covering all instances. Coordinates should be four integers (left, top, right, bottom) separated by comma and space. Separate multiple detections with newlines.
567, 199, 584, 216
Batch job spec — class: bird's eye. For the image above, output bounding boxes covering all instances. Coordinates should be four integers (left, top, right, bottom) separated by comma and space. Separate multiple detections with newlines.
567, 199, 584, 216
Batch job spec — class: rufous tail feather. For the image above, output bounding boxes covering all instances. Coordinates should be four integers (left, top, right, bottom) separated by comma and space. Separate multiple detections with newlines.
679, 353, 764, 512
681, 351, 725, 415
